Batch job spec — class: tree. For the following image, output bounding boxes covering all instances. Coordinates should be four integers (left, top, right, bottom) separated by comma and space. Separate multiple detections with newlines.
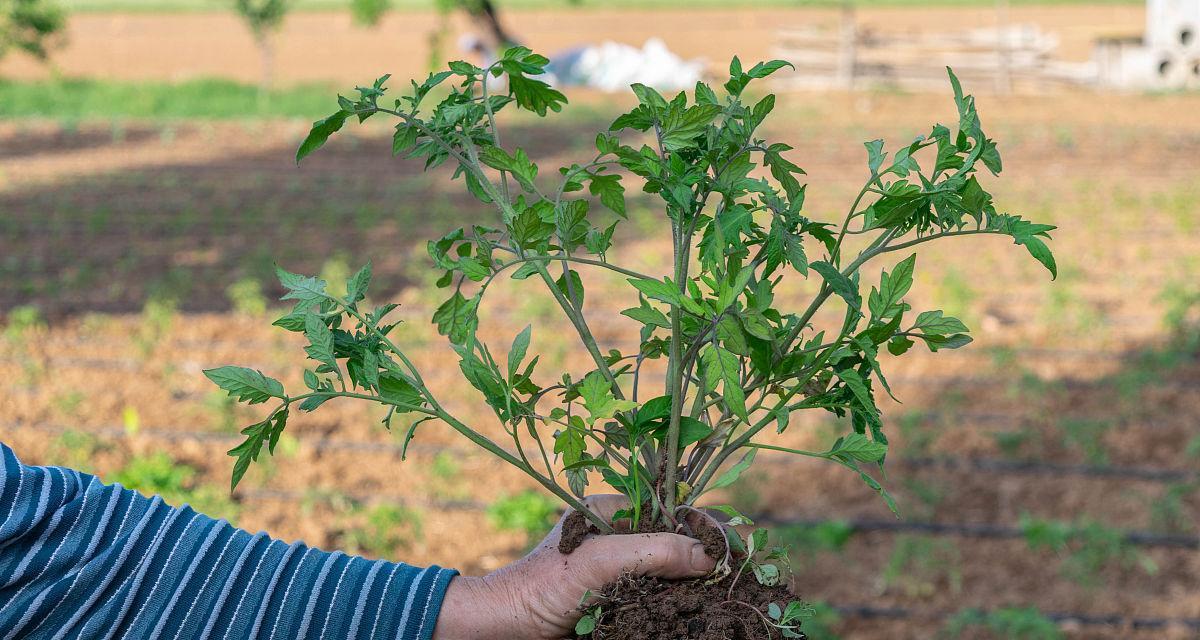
0, 0, 65, 64
233, 0, 289, 94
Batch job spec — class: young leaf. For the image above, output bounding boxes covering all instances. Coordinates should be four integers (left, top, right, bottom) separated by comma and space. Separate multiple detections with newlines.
579, 370, 636, 423
297, 110, 349, 164
811, 261, 861, 312
702, 345, 748, 421
204, 366, 286, 405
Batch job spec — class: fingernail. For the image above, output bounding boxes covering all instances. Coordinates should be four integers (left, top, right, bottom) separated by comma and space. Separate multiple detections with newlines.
689, 542, 714, 572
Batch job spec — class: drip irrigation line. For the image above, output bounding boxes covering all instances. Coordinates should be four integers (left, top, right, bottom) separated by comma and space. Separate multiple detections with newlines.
7, 421, 1197, 485
755, 517, 1200, 550
829, 604, 1200, 630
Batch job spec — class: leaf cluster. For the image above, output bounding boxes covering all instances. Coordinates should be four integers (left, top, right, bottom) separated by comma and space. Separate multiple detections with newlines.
212, 48, 1058, 537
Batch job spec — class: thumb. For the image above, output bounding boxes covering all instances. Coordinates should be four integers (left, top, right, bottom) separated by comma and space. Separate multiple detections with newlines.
573, 532, 715, 585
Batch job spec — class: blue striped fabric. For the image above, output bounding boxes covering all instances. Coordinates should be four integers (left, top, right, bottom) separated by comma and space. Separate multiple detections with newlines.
0, 442, 457, 639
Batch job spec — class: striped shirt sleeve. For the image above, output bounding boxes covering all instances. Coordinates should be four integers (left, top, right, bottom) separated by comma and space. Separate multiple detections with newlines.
0, 441, 458, 640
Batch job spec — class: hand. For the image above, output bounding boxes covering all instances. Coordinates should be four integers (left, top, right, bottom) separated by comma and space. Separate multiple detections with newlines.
432, 495, 716, 639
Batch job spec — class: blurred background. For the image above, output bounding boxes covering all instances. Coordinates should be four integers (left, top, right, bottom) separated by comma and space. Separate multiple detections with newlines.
2, 0, 1198, 638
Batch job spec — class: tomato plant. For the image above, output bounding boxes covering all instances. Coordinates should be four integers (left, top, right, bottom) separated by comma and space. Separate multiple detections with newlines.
206, 47, 1056, 592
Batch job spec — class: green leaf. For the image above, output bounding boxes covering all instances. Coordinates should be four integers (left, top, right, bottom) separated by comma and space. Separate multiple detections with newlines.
865, 139, 886, 175
708, 449, 757, 491
303, 313, 340, 377
575, 615, 597, 635
554, 415, 588, 465
811, 261, 861, 311
276, 266, 328, 308
746, 59, 794, 79
296, 110, 349, 163
830, 433, 888, 463
346, 262, 372, 304
589, 173, 626, 217
203, 366, 286, 405
508, 325, 532, 378
228, 408, 288, 491
868, 254, 915, 318
835, 368, 875, 418
628, 277, 682, 306
481, 145, 539, 192
660, 104, 722, 151
509, 74, 567, 116
578, 370, 636, 424
621, 301, 670, 329
379, 373, 424, 408
914, 310, 969, 335
432, 292, 480, 345
702, 346, 747, 421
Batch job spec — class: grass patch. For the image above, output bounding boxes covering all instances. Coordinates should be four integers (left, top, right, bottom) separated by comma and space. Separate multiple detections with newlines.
0, 77, 334, 120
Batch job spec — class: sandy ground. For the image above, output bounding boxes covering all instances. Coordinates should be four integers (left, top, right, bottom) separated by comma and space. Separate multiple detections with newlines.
0, 5, 1145, 85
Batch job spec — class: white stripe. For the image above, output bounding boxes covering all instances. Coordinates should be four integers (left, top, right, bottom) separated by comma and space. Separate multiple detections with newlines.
393, 567, 432, 640
112, 510, 200, 640
317, 555, 355, 639
366, 563, 402, 639
22, 482, 129, 638
0, 465, 61, 553
173, 526, 238, 640
295, 552, 343, 638
1, 468, 66, 585
0, 471, 89, 614
147, 517, 225, 639
266, 546, 315, 640
0, 456, 26, 539
345, 560, 386, 639
217, 533, 279, 638
413, 570, 446, 638
199, 531, 264, 640
50, 497, 174, 640
86, 506, 192, 640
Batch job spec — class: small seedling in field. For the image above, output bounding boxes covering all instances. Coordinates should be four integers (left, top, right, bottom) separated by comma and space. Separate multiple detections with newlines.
942, 606, 1062, 640
113, 451, 241, 523
766, 600, 815, 638
1020, 515, 1157, 587
487, 490, 559, 548
338, 503, 423, 558
207, 47, 1057, 634
880, 534, 962, 598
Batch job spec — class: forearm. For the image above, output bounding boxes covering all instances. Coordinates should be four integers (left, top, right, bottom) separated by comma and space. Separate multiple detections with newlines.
0, 442, 457, 639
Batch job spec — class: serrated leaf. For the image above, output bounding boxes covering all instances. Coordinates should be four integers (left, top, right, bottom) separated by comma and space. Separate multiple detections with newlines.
508, 324, 532, 378
702, 345, 747, 421
204, 366, 286, 405
433, 292, 480, 345
346, 262, 372, 304
579, 370, 636, 424
830, 432, 888, 463
811, 261, 861, 311
589, 172, 626, 218
303, 313, 339, 375
296, 110, 349, 163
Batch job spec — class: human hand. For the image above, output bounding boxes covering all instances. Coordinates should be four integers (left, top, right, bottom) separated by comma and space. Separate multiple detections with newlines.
432, 495, 716, 639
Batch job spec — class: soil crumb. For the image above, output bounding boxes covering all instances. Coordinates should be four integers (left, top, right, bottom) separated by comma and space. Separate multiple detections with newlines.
576, 569, 797, 640
558, 509, 599, 554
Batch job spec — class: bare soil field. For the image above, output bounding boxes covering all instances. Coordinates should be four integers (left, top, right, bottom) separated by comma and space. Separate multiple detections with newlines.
0, 5, 1144, 84
3, 85, 1200, 637
2, 5, 1199, 634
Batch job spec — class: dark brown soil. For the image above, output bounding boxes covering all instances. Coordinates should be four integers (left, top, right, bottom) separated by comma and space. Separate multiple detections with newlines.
559, 508, 599, 554
560, 508, 800, 640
